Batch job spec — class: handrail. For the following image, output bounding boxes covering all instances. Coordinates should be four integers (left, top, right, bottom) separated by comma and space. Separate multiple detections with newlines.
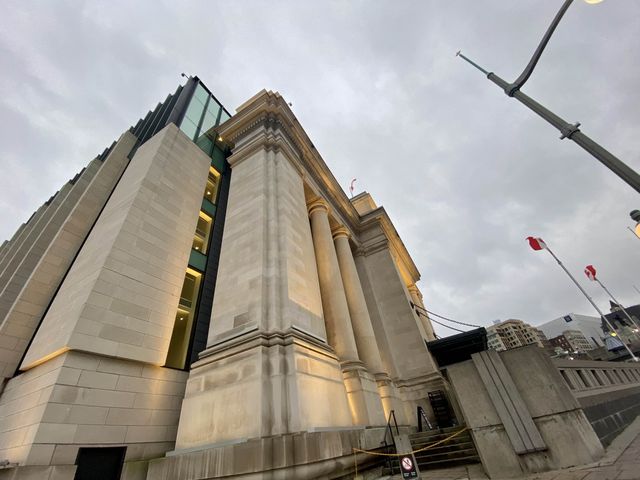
381, 409, 399, 474
417, 406, 433, 432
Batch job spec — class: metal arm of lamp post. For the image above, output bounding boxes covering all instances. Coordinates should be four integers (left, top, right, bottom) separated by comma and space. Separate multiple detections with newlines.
456, 0, 640, 194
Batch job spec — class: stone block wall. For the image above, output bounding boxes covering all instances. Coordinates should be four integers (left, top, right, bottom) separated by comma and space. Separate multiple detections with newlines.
0, 132, 136, 381
0, 350, 186, 471
447, 346, 604, 478
22, 123, 210, 369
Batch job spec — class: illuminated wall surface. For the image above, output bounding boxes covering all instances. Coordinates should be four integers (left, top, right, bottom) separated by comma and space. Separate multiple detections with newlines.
0, 78, 441, 480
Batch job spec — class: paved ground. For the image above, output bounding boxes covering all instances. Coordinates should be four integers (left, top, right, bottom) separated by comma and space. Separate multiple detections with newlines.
380, 417, 640, 480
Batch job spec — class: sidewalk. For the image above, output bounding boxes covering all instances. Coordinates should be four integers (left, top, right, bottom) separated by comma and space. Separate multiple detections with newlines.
383, 417, 640, 480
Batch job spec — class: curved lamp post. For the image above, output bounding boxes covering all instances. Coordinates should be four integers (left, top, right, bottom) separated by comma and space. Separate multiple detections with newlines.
457, 0, 640, 194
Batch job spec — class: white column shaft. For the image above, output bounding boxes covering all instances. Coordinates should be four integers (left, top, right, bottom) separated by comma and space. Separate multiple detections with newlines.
334, 231, 385, 375
309, 203, 359, 363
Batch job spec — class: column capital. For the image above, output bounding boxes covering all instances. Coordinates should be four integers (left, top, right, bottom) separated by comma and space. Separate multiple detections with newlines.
307, 198, 329, 217
407, 283, 419, 295
331, 226, 351, 240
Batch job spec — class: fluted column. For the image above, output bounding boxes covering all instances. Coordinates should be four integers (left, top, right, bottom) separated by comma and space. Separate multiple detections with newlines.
332, 227, 385, 375
408, 284, 436, 341
308, 200, 359, 363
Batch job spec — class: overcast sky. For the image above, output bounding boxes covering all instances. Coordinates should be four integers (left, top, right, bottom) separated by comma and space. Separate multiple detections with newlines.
1, 0, 638, 337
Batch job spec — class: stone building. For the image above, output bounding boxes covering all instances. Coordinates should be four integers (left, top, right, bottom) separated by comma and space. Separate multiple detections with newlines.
485, 319, 546, 351
0, 77, 441, 479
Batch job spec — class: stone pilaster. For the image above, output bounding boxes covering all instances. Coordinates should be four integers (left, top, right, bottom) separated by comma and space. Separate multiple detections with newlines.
173, 116, 353, 451
408, 284, 436, 341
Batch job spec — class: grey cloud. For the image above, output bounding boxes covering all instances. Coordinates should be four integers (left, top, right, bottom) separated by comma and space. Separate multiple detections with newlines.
0, 0, 638, 336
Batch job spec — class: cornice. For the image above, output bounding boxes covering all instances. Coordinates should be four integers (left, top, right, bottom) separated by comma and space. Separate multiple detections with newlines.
217, 90, 362, 230
217, 90, 421, 283
359, 207, 421, 283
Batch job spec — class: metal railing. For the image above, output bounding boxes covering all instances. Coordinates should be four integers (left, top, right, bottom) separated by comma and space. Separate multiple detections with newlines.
417, 405, 433, 432
380, 409, 400, 474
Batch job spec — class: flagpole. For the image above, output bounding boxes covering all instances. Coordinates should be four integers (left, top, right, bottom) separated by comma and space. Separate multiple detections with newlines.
545, 247, 639, 362
594, 279, 640, 331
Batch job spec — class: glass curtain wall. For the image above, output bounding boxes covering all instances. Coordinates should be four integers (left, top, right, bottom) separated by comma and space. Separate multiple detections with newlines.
165, 79, 229, 370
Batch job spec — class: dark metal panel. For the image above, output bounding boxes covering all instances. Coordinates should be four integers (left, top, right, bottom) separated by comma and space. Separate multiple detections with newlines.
187, 160, 231, 366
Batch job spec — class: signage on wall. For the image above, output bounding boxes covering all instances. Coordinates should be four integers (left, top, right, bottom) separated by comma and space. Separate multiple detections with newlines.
400, 455, 418, 479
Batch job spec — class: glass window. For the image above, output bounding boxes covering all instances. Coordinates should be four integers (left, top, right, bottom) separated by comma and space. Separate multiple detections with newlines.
196, 135, 214, 157
193, 84, 209, 106
200, 110, 218, 135
166, 269, 202, 369
204, 167, 221, 204
207, 102, 221, 124
219, 111, 231, 124
184, 98, 205, 127
180, 118, 198, 141
192, 212, 213, 255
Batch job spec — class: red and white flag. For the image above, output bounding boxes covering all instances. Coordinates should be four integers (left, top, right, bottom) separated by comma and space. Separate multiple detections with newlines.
349, 178, 357, 196
584, 265, 597, 281
526, 237, 547, 251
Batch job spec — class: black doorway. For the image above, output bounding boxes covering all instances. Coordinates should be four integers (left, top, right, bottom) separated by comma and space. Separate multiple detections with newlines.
74, 447, 126, 480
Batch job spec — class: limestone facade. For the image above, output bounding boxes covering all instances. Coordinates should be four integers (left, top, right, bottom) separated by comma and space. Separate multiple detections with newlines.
0, 82, 440, 479
157, 90, 443, 478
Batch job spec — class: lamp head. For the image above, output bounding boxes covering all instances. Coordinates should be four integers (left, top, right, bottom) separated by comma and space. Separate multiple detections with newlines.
584, 0, 603, 4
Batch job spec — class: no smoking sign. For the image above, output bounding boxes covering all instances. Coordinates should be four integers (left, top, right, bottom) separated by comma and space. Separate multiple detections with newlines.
400, 455, 418, 479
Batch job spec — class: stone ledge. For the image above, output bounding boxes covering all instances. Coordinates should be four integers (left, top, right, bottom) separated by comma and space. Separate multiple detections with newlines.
149, 427, 388, 480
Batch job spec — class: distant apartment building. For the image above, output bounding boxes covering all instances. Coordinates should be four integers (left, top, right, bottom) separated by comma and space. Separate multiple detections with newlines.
486, 319, 546, 351
486, 328, 506, 351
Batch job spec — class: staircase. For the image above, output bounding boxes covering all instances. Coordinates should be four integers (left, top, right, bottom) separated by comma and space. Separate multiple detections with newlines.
410, 426, 480, 471
379, 425, 480, 476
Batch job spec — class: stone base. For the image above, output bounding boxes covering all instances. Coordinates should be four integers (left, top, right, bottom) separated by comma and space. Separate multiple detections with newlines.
150, 427, 389, 480
375, 374, 406, 424
341, 362, 386, 426
174, 328, 354, 450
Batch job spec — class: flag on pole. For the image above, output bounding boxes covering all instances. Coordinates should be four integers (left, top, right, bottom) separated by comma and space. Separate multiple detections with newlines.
349, 178, 357, 198
526, 237, 547, 251
584, 265, 597, 281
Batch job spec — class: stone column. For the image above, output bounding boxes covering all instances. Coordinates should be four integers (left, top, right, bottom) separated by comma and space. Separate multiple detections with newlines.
309, 200, 385, 425
333, 227, 385, 374
308, 201, 359, 363
408, 284, 436, 341
333, 226, 399, 422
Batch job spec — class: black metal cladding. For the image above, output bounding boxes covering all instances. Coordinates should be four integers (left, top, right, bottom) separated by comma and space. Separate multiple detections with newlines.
187, 159, 232, 366
167, 79, 197, 127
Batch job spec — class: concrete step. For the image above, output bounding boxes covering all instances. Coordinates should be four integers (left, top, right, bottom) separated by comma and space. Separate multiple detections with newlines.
409, 426, 461, 440
409, 433, 473, 448
412, 441, 475, 456
414, 447, 478, 461
417, 455, 481, 470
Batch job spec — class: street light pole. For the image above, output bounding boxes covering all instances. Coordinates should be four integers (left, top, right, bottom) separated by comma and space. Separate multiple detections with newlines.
457, 0, 640, 194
